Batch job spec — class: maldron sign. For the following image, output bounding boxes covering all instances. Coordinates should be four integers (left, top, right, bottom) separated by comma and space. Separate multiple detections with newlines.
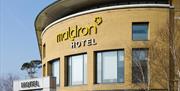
57, 17, 103, 49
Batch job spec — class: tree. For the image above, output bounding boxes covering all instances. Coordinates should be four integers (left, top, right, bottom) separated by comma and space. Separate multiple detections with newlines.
21, 60, 41, 78
0, 74, 19, 91
132, 20, 180, 91
174, 17, 180, 91
132, 49, 149, 91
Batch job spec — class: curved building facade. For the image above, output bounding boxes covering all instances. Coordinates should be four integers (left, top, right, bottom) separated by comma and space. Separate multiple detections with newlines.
35, 0, 180, 91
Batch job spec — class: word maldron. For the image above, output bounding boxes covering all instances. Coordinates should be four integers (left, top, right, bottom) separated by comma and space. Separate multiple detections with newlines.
57, 17, 103, 42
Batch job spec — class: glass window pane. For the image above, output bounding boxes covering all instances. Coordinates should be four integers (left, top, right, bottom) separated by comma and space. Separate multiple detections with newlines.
117, 51, 124, 82
132, 23, 148, 40
96, 50, 124, 84
52, 60, 60, 85
132, 49, 148, 83
71, 55, 83, 85
97, 53, 102, 83
43, 64, 46, 76
103, 51, 117, 83
84, 54, 87, 84
42, 44, 46, 58
68, 54, 87, 86
68, 57, 72, 85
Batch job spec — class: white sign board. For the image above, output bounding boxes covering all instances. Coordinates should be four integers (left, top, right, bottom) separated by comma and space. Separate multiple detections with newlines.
13, 77, 56, 91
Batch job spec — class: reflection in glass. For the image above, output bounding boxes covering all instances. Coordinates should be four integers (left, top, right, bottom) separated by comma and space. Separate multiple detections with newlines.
52, 60, 60, 85
132, 23, 148, 41
68, 54, 87, 85
132, 49, 148, 83
97, 50, 124, 83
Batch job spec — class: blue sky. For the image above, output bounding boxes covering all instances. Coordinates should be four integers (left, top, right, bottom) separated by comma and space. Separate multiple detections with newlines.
0, 0, 55, 79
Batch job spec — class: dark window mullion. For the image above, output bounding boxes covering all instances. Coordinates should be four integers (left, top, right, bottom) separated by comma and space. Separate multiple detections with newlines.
101, 52, 103, 83
117, 51, 119, 83
70, 57, 72, 85
82, 54, 84, 84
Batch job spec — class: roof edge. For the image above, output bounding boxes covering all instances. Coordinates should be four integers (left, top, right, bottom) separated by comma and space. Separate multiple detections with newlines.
41, 4, 171, 37
34, 0, 61, 58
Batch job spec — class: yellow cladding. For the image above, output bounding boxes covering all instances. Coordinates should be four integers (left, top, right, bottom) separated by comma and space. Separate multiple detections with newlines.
41, 7, 170, 91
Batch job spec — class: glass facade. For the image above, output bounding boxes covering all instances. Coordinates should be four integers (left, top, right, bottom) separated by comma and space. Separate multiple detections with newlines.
132, 23, 148, 41
68, 54, 87, 85
51, 59, 60, 85
132, 49, 148, 83
96, 50, 124, 83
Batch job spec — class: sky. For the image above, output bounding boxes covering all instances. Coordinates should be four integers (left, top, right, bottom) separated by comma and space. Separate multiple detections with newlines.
0, 0, 55, 79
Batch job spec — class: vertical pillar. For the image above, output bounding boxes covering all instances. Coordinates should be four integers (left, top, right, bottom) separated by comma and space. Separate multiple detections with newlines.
88, 50, 94, 88
169, 6, 175, 91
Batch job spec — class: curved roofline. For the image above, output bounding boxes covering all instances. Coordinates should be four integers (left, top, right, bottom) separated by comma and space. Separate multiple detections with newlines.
35, 0, 170, 32
34, 0, 170, 58
34, 0, 59, 28
34, 0, 60, 58
41, 4, 171, 37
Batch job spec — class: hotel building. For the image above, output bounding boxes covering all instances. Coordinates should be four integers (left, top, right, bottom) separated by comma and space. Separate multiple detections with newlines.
34, 0, 180, 91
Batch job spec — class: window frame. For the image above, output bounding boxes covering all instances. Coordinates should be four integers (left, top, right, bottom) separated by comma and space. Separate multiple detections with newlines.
49, 58, 60, 86
42, 43, 46, 59
132, 22, 149, 41
67, 53, 87, 86
95, 49, 125, 84
132, 48, 149, 83
43, 64, 46, 77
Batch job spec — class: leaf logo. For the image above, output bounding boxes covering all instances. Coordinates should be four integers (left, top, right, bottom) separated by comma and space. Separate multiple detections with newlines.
95, 17, 103, 25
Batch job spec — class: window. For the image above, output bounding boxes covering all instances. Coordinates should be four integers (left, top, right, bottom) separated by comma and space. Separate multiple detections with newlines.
68, 54, 87, 85
51, 59, 60, 85
43, 64, 46, 76
96, 50, 124, 84
42, 44, 46, 58
132, 22, 148, 41
132, 49, 148, 83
